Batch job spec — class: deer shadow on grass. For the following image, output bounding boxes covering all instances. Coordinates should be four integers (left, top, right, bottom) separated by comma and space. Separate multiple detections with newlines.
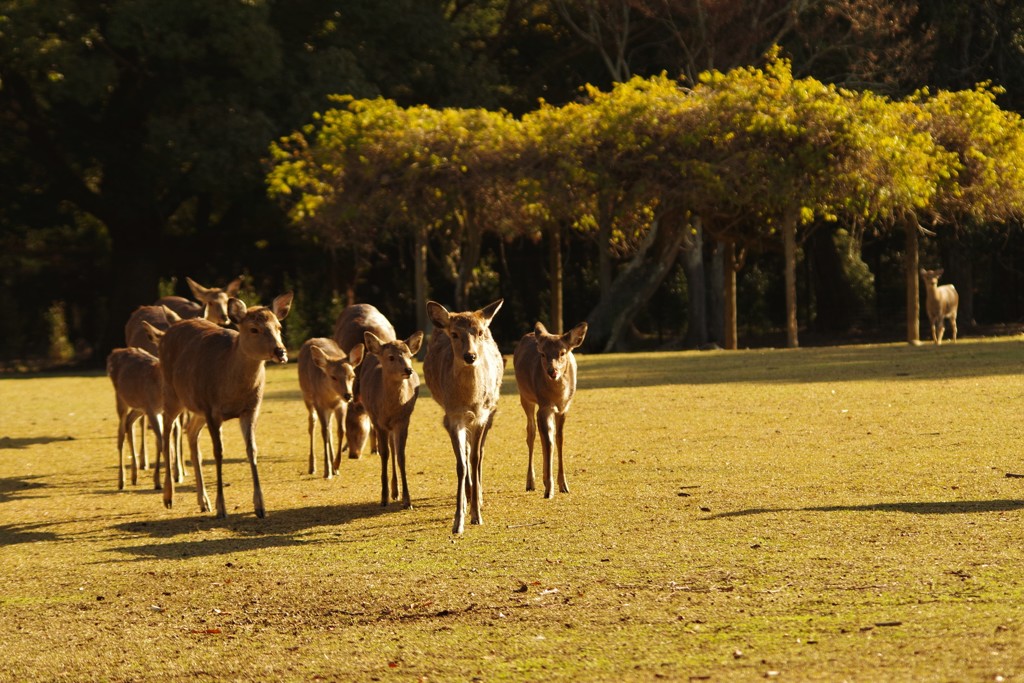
703, 499, 1024, 520
108, 501, 393, 561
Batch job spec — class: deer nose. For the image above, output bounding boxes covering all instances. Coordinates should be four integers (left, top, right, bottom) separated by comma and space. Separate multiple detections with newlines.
548, 369, 560, 380
403, 366, 413, 377
463, 352, 476, 365
343, 392, 353, 402
273, 347, 288, 363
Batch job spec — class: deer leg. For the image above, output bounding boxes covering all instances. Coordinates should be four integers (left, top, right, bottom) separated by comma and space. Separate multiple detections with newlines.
522, 396, 537, 491
335, 403, 348, 467
468, 421, 489, 526
395, 427, 412, 509
447, 418, 469, 535
207, 419, 228, 518
239, 412, 264, 519
148, 411, 165, 494
390, 434, 399, 501
377, 426, 391, 507
950, 314, 958, 343
307, 406, 317, 475
116, 404, 130, 490
138, 414, 149, 471
125, 410, 142, 488
538, 406, 556, 498
185, 413, 210, 513
175, 413, 186, 482
555, 411, 569, 494
316, 406, 334, 480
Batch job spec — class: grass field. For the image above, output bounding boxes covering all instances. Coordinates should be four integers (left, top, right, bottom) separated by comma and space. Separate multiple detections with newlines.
2, 337, 1024, 682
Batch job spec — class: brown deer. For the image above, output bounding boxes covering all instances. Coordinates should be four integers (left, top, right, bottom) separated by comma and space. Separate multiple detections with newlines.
156, 276, 242, 324
513, 321, 588, 498
297, 338, 364, 478
123, 304, 181, 474
332, 304, 396, 461
423, 299, 504, 534
148, 292, 293, 518
106, 347, 165, 490
361, 330, 424, 508
920, 268, 959, 345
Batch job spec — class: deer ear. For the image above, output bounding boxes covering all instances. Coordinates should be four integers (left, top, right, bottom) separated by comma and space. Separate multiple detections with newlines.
919, 268, 927, 277
225, 277, 243, 297
227, 297, 247, 324
272, 292, 293, 320
564, 322, 588, 350
478, 299, 503, 326
363, 331, 384, 355
533, 321, 549, 337
186, 277, 210, 300
407, 331, 425, 355
310, 344, 330, 370
161, 306, 181, 323
426, 301, 450, 329
140, 320, 165, 348
348, 343, 365, 368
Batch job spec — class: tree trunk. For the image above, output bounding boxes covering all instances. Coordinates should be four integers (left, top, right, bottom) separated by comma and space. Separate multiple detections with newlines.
414, 225, 429, 337
549, 223, 564, 334
905, 219, 920, 344
584, 213, 688, 353
707, 239, 725, 347
782, 210, 799, 348
682, 217, 707, 348
723, 239, 738, 350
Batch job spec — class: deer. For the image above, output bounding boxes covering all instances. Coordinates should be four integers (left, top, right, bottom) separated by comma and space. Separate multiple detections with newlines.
332, 304, 397, 462
920, 268, 959, 345
146, 291, 293, 518
423, 299, 504, 534
297, 338, 364, 479
107, 347, 166, 490
513, 321, 588, 498
361, 329, 424, 508
123, 304, 182, 477
156, 276, 242, 324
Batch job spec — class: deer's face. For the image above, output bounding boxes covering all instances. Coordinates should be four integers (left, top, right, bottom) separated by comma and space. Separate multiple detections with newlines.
447, 314, 491, 368
536, 335, 572, 381
376, 340, 417, 379
239, 308, 288, 364
919, 268, 943, 289
202, 291, 233, 326
319, 357, 358, 402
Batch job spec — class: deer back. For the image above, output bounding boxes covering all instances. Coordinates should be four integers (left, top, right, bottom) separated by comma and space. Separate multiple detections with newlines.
361, 331, 424, 429
107, 347, 163, 413
514, 322, 587, 410
159, 293, 292, 420
298, 337, 364, 410
423, 300, 503, 419
125, 305, 181, 354
332, 304, 396, 353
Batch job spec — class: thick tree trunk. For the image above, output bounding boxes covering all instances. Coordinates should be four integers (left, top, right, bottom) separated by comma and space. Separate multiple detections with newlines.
682, 218, 707, 348
905, 219, 920, 344
549, 223, 564, 334
782, 210, 799, 348
584, 213, 688, 353
707, 239, 725, 347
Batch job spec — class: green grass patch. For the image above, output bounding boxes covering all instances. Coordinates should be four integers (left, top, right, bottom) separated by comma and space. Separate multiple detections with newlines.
2, 338, 1024, 681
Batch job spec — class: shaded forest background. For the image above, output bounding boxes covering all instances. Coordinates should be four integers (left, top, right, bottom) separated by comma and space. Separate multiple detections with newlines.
5, 0, 1024, 367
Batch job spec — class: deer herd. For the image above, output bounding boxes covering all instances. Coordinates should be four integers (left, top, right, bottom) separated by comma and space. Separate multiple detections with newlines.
108, 278, 588, 534
109, 268, 959, 533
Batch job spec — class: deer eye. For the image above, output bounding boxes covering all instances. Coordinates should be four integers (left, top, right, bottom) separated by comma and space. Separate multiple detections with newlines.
249, 326, 260, 334
451, 331, 459, 340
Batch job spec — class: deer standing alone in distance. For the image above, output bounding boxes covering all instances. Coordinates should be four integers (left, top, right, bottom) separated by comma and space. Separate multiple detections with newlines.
156, 276, 242, 324
332, 304, 396, 461
423, 299, 504, 534
361, 329, 424, 508
123, 304, 181, 478
920, 268, 959, 345
147, 292, 293, 518
297, 338, 364, 478
513, 321, 588, 498
107, 347, 165, 490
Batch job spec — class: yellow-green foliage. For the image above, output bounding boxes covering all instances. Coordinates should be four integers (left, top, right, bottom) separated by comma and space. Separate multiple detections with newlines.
3, 339, 1024, 680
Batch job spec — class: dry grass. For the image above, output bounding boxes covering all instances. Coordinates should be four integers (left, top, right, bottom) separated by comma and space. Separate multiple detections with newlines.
2, 337, 1024, 682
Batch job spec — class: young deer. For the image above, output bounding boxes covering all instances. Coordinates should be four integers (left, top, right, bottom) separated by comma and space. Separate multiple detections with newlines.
361, 330, 424, 508
920, 268, 959, 345
513, 322, 588, 498
156, 276, 242, 324
423, 299, 504, 534
332, 304, 397, 461
297, 338, 364, 478
123, 304, 181, 473
107, 347, 165, 490
149, 292, 293, 518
